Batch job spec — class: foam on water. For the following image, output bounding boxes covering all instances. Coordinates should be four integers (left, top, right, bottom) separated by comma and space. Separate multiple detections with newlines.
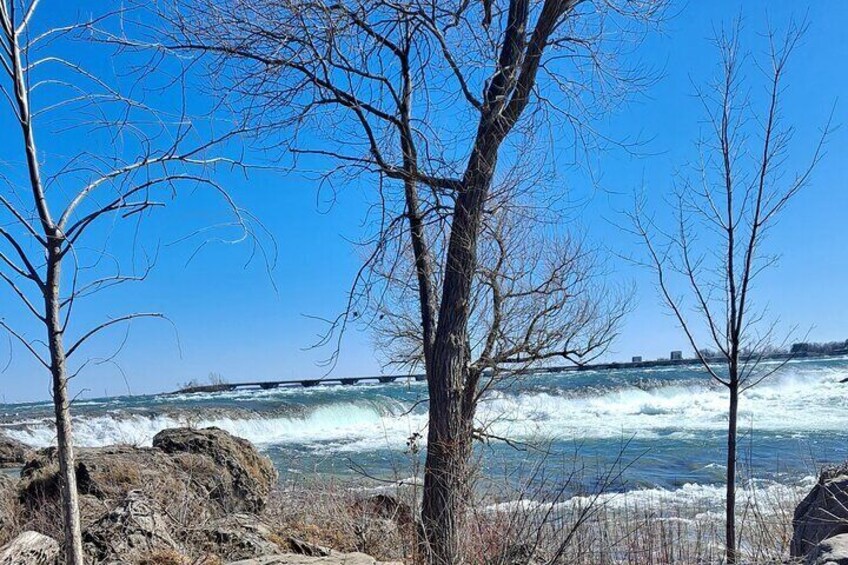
476, 363, 848, 442
485, 476, 816, 520
4, 360, 847, 452
3, 402, 429, 451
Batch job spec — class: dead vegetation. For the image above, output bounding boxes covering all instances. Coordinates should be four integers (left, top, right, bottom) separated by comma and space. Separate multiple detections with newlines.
0, 451, 813, 565
258, 472, 805, 565
263, 478, 414, 562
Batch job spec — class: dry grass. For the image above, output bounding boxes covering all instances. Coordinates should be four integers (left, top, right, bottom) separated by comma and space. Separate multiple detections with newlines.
260, 471, 808, 565
135, 549, 191, 565
469, 494, 801, 564
134, 551, 223, 565
0, 474, 22, 547
262, 477, 414, 561
0, 460, 813, 565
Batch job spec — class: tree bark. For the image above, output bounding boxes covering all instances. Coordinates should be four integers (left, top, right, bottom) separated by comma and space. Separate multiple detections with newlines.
421, 141, 499, 564
725, 376, 739, 565
420, 386, 474, 565
45, 240, 85, 565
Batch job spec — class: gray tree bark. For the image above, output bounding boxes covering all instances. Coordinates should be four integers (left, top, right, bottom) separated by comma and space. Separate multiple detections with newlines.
421, 138, 500, 564
45, 240, 85, 565
725, 374, 739, 564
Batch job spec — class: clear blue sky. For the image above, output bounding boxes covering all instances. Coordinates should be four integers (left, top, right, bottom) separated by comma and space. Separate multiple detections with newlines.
0, 1, 846, 403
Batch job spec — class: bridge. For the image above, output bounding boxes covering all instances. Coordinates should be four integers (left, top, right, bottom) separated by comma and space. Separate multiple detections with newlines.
173, 373, 429, 394
170, 359, 685, 394
171, 349, 843, 395
170, 358, 698, 395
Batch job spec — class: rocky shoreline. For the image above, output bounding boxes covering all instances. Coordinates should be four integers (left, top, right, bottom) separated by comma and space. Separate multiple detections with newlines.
0, 434, 30, 469
3, 428, 848, 564
1, 428, 406, 564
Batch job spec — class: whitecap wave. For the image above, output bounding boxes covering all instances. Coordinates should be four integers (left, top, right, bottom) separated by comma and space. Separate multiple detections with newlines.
486, 476, 816, 518
474, 364, 848, 441
4, 361, 846, 453
4, 401, 429, 451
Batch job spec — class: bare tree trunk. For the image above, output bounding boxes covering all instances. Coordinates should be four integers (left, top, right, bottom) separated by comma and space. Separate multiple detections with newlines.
45, 241, 84, 565
421, 384, 474, 565
725, 377, 739, 565
422, 299, 476, 565
421, 144, 497, 564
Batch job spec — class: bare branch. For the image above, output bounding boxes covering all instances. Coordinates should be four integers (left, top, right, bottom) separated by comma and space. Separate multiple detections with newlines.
0, 319, 49, 368
66, 313, 164, 358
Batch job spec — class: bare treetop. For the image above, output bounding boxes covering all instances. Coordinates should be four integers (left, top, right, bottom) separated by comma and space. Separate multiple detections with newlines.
164, 0, 662, 173
632, 18, 831, 390
152, 0, 660, 372
0, 1, 270, 369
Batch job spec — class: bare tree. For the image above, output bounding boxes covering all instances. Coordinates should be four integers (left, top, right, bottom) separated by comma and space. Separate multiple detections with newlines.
0, 2, 258, 562
159, 1, 664, 562
631, 19, 830, 564
374, 187, 628, 387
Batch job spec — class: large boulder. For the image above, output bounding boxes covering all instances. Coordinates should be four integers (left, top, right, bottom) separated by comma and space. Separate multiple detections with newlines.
0, 531, 59, 565
21, 445, 186, 500
806, 533, 848, 565
13, 428, 280, 564
17, 427, 277, 533
153, 427, 278, 514
0, 434, 30, 468
793, 466, 848, 557
83, 490, 181, 564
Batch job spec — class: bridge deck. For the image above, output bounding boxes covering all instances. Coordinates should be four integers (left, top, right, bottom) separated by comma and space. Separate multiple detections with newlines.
174, 373, 427, 394
171, 351, 838, 395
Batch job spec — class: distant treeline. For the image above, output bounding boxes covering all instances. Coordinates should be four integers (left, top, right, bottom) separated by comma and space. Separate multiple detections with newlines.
697, 340, 848, 359
789, 340, 848, 355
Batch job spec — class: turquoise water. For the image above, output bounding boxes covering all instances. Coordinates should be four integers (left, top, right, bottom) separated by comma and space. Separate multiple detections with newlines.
2, 357, 847, 506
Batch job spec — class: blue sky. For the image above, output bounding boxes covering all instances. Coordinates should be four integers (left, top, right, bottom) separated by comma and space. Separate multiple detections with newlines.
0, 1, 846, 403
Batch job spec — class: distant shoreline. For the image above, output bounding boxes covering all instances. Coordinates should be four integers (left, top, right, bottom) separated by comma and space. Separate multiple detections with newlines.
173, 350, 848, 395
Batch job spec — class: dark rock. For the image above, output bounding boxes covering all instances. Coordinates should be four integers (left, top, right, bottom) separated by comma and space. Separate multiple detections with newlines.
153, 427, 278, 513
0, 435, 30, 468
806, 533, 848, 565
22, 445, 179, 499
793, 465, 848, 557
188, 513, 285, 561
83, 490, 180, 563
0, 531, 59, 565
288, 537, 331, 557
14, 428, 279, 564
